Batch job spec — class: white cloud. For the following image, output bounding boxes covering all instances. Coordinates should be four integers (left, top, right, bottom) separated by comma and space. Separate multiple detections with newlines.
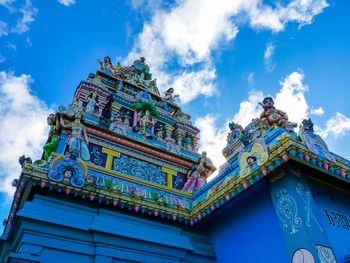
0, 21, 8, 37
275, 71, 309, 124
11, 0, 38, 34
233, 90, 263, 127
199, 71, 312, 175
310, 106, 324, 116
195, 114, 228, 180
0, 71, 52, 198
318, 112, 350, 139
0, 54, 5, 63
264, 42, 276, 72
232, 71, 311, 129
126, 0, 328, 104
57, 0, 76, 6
0, 0, 15, 8
247, 72, 254, 85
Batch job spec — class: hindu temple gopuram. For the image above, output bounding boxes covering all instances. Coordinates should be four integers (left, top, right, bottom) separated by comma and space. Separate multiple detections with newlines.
0, 57, 349, 263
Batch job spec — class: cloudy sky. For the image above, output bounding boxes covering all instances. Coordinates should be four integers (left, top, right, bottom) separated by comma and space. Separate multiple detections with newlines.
0, 0, 350, 228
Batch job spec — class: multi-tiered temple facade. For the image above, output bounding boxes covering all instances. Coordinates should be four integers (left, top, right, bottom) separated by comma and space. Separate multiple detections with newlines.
0, 57, 349, 263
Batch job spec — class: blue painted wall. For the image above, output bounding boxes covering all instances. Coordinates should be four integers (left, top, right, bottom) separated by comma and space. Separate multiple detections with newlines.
0, 194, 216, 263
309, 180, 350, 263
205, 180, 288, 263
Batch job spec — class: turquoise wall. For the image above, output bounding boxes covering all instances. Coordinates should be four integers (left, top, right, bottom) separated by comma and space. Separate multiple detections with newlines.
0, 194, 216, 263
205, 180, 288, 263
310, 181, 350, 263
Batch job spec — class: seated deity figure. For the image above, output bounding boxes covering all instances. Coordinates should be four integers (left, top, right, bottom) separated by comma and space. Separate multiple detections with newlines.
138, 110, 155, 138
109, 114, 127, 135
183, 152, 216, 192
60, 113, 90, 161
260, 96, 288, 130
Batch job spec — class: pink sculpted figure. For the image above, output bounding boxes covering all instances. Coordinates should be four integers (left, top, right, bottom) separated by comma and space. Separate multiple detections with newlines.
183, 152, 216, 192
260, 96, 288, 130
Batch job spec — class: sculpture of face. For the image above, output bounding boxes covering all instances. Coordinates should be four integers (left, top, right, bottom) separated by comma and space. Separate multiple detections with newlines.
247, 156, 257, 167
47, 114, 55, 125
104, 56, 111, 64
263, 97, 274, 108
64, 170, 72, 178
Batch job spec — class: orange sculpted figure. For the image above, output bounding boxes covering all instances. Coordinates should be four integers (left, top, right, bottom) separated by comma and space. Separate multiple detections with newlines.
260, 97, 288, 130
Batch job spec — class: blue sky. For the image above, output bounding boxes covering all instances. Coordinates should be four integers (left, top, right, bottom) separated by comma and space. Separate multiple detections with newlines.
0, 0, 350, 229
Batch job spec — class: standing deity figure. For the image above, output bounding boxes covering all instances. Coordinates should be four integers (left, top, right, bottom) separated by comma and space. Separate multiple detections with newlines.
183, 152, 216, 192
43, 113, 60, 161
84, 92, 99, 114
60, 113, 90, 161
259, 97, 289, 130
138, 110, 155, 138
98, 56, 115, 75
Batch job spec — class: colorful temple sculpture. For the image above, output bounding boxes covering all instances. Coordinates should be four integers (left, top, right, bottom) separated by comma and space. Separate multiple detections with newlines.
0, 57, 349, 263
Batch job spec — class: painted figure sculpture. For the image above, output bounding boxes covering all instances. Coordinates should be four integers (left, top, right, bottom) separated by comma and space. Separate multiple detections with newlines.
260, 96, 288, 129
299, 118, 335, 162
84, 92, 99, 114
60, 113, 90, 161
138, 110, 155, 138
259, 97, 297, 132
183, 152, 216, 192
43, 113, 60, 161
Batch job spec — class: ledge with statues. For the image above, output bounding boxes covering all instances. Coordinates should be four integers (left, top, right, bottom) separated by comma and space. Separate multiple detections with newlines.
5, 89, 350, 230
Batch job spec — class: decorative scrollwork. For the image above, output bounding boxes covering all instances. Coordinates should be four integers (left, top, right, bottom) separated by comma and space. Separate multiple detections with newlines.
276, 189, 302, 234
316, 245, 336, 263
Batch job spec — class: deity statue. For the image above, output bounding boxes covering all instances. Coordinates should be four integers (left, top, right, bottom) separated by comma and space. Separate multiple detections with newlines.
84, 92, 99, 114
98, 56, 115, 75
60, 113, 90, 161
155, 128, 163, 140
259, 97, 297, 132
109, 114, 127, 135
138, 110, 155, 138
259, 97, 288, 129
183, 152, 216, 192
163, 87, 179, 103
18, 155, 32, 168
299, 118, 335, 162
43, 113, 60, 161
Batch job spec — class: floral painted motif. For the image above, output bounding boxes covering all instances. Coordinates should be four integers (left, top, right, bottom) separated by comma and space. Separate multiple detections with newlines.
296, 183, 324, 232
112, 154, 167, 186
127, 184, 146, 198
276, 189, 302, 234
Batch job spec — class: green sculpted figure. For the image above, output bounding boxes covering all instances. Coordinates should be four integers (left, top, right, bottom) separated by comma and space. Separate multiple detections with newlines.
43, 114, 60, 161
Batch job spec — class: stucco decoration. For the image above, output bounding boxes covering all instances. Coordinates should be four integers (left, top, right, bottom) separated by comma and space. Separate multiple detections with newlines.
183, 152, 216, 192
299, 119, 335, 162
48, 156, 87, 188
238, 139, 269, 178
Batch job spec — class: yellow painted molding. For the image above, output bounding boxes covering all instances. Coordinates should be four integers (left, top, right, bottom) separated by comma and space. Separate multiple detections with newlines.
102, 148, 120, 170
